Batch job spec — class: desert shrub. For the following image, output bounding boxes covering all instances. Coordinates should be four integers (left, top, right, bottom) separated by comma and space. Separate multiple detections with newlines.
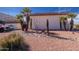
75, 25, 79, 29
0, 20, 5, 24
0, 33, 24, 51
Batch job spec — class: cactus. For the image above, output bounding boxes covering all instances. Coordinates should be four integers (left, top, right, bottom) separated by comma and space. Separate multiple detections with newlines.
30, 19, 32, 29
46, 19, 49, 35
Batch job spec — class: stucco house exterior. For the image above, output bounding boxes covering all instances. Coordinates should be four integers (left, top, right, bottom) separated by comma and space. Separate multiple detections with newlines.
30, 13, 68, 30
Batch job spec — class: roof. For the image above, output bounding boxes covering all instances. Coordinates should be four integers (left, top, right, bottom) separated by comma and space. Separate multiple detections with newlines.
30, 13, 68, 16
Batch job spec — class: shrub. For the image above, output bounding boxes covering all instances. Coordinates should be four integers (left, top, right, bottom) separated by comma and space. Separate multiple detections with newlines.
0, 33, 24, 51
75, 24, 79, 29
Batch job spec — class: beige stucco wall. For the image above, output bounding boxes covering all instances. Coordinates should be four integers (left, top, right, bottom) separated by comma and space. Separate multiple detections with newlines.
30, 15, 67, 30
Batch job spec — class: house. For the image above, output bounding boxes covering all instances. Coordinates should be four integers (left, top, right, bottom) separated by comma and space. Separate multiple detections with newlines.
30, 13, 68, 30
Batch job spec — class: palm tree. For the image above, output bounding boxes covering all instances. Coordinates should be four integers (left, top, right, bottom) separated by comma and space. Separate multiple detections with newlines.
60, 17, 67, 30
16, 14, 23, 30
68, 13, 77, 31
60, 17, 64, 30
16, 14, 23, 21
21, 7, 31, 31
21, 7, 31, 13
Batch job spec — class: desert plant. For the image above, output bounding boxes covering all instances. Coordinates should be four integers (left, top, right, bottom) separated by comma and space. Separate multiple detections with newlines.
0, 33, 24, 51
16, 14, 23, 22
68, 13, 77, 31
46, 19, 49, 35
60, 17, 64, 30
60, 17, 67, 30
30, 19, 32, 29
21, 7, 31, 31
74, 24, 79, 29
21, 7, 31, 14
0, 20, 5, 24
63, 17, 67, 30
16, 14, 23, 30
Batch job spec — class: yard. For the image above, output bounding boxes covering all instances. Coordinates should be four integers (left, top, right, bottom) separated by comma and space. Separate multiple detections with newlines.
0, 30, 79, 51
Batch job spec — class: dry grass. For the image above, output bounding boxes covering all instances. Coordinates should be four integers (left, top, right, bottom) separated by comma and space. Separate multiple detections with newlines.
0, 33, 24, 51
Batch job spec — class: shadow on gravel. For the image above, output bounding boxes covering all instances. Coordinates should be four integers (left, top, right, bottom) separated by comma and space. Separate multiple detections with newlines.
0, 41, 31, 51
46, 32, 73, 41
49, 35, 71, 40
20, 42, 31, 51
25, 31, 36, 33
24, 30, 73, 41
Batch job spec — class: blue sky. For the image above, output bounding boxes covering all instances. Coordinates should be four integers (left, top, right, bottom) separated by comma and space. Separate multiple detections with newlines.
0, 7, 79, 16
0, 7, 79, 24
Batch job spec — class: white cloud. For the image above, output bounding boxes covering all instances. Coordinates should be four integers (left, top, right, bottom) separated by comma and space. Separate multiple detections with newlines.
58, 8, 71, 13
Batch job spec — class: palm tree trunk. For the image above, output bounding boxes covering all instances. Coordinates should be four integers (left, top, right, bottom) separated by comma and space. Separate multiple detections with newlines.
70, 19, 74, 31
60, 21, 62, 30
19, 19, 24, 31
63, 21, 66, 31
26, 16, 30, 31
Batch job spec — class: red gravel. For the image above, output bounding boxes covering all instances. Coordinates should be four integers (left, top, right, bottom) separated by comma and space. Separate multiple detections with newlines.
0, 30, 79, 51
22, 31, 79, 51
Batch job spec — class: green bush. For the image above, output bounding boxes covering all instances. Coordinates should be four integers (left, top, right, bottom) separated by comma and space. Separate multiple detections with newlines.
75, 25, 79, 29
0, 33, 24, 51
0, 20, 5, 24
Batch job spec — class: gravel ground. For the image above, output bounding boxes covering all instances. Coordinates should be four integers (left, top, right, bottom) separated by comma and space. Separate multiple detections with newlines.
0, 30, 79, 51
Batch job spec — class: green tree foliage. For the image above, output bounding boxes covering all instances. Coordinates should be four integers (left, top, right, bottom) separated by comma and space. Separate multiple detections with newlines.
60, 17, 67, 30
68, 13, 77, 30
21, 7, 31, 31
21, 7, 31, 13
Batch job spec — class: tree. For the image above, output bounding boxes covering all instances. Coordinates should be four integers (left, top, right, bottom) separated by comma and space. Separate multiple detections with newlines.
0, 20, 5, 24
60, 17, 64, 30
60, 17, 67, 30
21, 7, 31, 31
21, 7, 31, 14
16, 14, 23, 21
16, 14, 23, 30
68, 13, 77, 31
